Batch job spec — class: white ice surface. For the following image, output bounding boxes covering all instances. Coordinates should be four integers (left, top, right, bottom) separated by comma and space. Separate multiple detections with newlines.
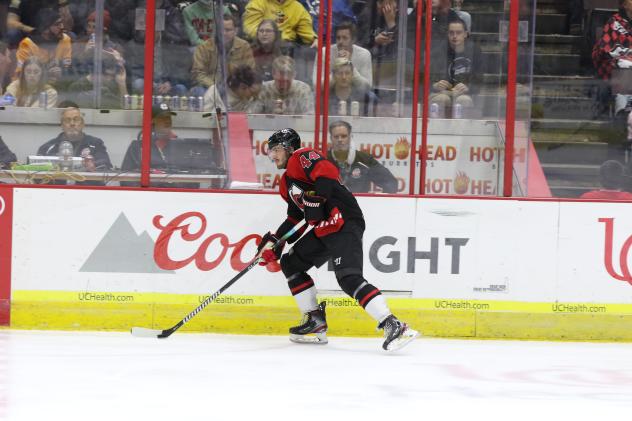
1, 330, 632, 421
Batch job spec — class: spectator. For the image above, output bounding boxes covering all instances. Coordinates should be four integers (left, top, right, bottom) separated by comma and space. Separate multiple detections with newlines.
120, 103, 196, 188
127, 0, 191, 97
18, 0, 73, 37
0, 41, 12, 94
37, 106, 113, 185
298, 0, 355, 41
357, 0, 400, 55
203, 64, 263, 113
328, 57, 377, 116
451, 0, 471, 33
242, 0, 317, 47
312, 21, 372, 87
65, 51, 127, 109
431, 0, 460, 38
104, 0, 136, 44
0, 136, 17, 169
259, 55, 314, 114
252, 19, 283, 82
429, 17, 482, 116
14, 8, 72, 85
182, 0, 230, 47
5, 56, 57, 107
592, 0, 632, 81
580, 160, 632, 200
191, 13, 255, 94
72, 10, 124, 76
7, 4, 34, 48
327, 120, 398, 193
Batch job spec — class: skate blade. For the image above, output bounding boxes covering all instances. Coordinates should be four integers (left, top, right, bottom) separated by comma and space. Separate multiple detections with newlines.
386, 328, 419, 352
289, 332, 328, 345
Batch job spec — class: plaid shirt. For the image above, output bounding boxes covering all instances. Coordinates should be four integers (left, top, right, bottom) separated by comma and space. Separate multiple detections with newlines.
592, 10, 632, 80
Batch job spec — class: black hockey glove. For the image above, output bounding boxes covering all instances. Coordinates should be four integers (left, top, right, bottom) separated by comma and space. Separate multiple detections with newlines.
303, 193, 326, 225
257, 231, 284, 266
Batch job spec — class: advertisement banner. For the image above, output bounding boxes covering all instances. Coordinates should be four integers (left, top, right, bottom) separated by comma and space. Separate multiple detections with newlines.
8, 187, 632, 304
252, 129, 510, 195
0, 186, 12, 325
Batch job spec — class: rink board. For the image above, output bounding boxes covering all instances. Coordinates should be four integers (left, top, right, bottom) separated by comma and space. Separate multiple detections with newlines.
3, 187, 632, 340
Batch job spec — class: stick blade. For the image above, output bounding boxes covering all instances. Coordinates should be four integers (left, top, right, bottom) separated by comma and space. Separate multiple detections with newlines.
131, 327, 164, 338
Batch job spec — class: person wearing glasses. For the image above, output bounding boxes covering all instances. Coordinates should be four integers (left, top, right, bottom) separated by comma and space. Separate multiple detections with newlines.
36, 104, 112, 184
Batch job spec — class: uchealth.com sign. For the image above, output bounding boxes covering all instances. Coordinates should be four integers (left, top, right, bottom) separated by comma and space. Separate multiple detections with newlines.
8, 189, 632, 305
252, 129, 527, 195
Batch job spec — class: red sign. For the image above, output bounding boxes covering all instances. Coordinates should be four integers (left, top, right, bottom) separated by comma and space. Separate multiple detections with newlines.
0, 186, 13, 325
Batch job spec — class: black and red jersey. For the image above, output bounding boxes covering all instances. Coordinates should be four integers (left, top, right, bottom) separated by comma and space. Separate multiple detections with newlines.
275, 147, 364, 241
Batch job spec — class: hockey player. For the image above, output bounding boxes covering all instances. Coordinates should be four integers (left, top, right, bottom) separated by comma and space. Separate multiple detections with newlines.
256, 128, 418, 351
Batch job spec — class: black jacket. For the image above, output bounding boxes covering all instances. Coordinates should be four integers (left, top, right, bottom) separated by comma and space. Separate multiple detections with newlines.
119, 133, 199, 188
0, 136, 16, 169
327, 149, 398, 194
37, 133, 112, 169
37, 132, 113, 186
430, 39, 483, 95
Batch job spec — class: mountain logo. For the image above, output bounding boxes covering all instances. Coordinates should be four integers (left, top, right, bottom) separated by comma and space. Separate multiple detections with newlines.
80, 212, 175, 274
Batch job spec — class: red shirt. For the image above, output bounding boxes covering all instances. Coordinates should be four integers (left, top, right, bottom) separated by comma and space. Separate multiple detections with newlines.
579, 190, 632, 200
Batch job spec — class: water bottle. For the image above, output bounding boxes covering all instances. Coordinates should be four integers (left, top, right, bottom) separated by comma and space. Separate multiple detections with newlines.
430, 102, 440, 118
58, 141, 74, 171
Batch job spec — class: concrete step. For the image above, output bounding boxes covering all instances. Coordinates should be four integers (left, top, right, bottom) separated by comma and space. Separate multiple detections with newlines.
477, 94, 596, 120
460, 0, 567, 14
469, 12, 566, 34
473, 33, 582, 54
480, 51, 581, 75
534, 142, 608, 165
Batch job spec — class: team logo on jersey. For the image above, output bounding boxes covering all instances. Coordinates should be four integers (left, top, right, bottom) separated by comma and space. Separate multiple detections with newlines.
289, 183, 306, 210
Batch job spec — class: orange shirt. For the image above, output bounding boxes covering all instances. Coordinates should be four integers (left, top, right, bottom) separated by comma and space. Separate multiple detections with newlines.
14, 34, 72, 79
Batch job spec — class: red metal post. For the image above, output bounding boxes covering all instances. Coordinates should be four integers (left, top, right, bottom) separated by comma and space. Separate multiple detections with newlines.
418, 0, 433, 195
320, 0, 333, 154
409, 0, 424, 195
503, 0, 520, 196
313, 0, 325, 151
140, 0, 156, 187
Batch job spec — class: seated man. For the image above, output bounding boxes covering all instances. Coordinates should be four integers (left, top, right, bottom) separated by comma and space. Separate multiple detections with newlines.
259, 55, 314, 114
327, 120, 398, 193
37, 105, 113, 185
120, 103, 198, 188
203, 65, 263, 113
580, 160, 632, 200
312, 21, 372, 87
328, 57, 378, 116
191, 13, 255, 95
429, 16, 482, 117
592, 0, 632, 81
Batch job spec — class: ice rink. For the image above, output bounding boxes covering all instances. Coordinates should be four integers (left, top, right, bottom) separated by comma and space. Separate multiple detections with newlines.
1, 330, 631, 420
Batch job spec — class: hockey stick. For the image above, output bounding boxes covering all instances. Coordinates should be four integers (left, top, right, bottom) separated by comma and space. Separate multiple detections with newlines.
131, 221, 306, 339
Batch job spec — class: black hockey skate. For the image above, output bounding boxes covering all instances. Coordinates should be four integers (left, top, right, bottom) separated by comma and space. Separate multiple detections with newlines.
378, 315, 419, 352
289, 302, 328, 345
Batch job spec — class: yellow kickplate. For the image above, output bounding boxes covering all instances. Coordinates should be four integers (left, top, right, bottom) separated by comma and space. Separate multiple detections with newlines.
10, 291, 632, 341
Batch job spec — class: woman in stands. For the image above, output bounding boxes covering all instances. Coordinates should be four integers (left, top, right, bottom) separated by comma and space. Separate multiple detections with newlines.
251, 19, 283, 82
5, 56, 57, 108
